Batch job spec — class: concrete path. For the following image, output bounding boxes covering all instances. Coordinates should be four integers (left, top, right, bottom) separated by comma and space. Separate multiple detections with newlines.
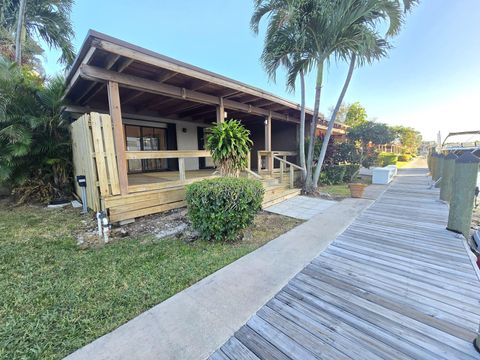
265, 195, 336, 220
65, 198, 373, 360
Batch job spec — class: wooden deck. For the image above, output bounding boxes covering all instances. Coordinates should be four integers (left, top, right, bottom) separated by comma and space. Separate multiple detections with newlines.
128, 169, 216, 186
210, 167, 480, 359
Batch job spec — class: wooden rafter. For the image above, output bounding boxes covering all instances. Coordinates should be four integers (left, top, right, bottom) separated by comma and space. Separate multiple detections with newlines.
79, 65, 299, 123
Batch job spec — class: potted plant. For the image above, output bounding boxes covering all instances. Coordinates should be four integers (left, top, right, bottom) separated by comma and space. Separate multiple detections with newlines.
347, 146, 376, 198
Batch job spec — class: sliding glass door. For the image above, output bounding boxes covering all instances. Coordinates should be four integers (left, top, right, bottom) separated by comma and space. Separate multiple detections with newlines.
125, 125, 168, 173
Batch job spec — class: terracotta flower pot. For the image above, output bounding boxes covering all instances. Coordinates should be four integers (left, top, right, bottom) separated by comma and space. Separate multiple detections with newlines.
348, 183, 367, 198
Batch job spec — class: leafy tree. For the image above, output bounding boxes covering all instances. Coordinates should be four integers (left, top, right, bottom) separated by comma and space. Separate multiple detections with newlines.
392, 125, 422, 154
345, 102, 368, 127
347, 120, 396, 146
206, 120, 253, 177
0, 0, 75, 66
0, 56, 72, 202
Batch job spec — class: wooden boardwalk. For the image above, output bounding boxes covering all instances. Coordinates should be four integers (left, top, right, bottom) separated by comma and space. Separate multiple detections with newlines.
210, 167, 480, 360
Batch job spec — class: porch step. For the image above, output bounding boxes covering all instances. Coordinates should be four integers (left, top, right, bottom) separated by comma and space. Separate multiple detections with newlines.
262, 184, 301, 208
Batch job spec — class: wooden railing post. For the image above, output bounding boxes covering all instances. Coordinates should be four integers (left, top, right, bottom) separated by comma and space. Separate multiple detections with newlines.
289, 166, 294, 188
178, 158, 186, 182
279, 161, 284, 183
107, 81, 128, 195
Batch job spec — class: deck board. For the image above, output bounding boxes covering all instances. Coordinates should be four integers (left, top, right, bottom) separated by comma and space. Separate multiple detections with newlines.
210, 167, 480, 359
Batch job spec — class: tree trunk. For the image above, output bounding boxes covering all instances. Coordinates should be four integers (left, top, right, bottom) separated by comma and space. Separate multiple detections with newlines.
299, 69, 307, 180
305, 60, 324, 191
312, 54, 356, 187
15, 0, 27, 64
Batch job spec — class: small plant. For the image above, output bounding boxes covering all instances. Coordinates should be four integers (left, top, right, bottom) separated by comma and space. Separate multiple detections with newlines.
343, 163, 361, 182
186, 177, 264, 242
206, 119, 252, 177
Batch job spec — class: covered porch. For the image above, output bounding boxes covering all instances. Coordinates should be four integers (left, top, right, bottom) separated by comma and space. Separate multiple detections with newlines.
65, 31, 347, 222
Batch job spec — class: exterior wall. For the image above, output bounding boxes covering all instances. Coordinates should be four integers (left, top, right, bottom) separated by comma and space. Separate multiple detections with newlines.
175, 121, 200, 170
122, 116, 212, 171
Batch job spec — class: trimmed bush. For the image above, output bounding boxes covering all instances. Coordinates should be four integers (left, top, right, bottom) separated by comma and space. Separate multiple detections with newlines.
398, 154, 412, 162
378, 152, 398, 166
186, 177, 264, 242
322, 165, 346, 185
343, 163, 361, 183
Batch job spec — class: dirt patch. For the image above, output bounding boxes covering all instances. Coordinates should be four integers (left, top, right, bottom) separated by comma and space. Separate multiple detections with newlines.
72, 206, 303, 249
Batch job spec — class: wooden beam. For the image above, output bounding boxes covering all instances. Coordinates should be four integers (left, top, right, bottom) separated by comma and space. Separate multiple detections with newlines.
95, 39, 300, 110
79, 55, 121, 105
116, 58, 133, 72
156, 71, 178, 83
265, 113, 272, 173
216, 97, 224, 124
107, 81, 128, 195
63, 46, 97, 100
126, 150, 210, 160
79, 64, 298, 123
122, 90, 146, 105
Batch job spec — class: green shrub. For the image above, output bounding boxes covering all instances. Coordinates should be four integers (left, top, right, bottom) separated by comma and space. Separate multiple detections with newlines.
343, 164, 361, 182
398, 154, 412, 162
186, 177, 264, 242
321, 165, 346, 185
378, 152, 398, 166
206, 120, 252, 176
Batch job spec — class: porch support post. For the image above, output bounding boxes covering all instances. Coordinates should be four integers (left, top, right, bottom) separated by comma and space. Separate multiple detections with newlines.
107, 81, 128, 195
265, 113, 272, 173
216, 97, 224, 124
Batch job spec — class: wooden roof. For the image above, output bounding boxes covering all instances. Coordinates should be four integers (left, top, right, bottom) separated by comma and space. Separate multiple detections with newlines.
64, 30, 347, 132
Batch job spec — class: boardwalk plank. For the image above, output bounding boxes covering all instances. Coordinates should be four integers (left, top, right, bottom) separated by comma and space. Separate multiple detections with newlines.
209, 167, 480, 360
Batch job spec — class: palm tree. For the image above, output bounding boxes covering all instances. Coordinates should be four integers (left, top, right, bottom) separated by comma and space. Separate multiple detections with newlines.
1, 0, 75, 66
250, 0, 309, 179
311, 0, 418, 187
251, 0, 418, 191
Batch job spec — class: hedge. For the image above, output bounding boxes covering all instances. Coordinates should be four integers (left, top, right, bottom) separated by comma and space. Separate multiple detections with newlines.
185, 177, 264, 242
378, 152, 398, 166
321, 165, 346, 185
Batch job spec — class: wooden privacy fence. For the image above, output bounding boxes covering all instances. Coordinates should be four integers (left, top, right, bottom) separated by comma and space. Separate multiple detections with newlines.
71, 112, 216, 222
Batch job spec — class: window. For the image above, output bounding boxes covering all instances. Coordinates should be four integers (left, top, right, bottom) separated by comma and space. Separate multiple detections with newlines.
124, 125, 168, 173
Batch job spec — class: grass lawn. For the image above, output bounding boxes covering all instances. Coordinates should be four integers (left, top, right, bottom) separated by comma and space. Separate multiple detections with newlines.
0, 205, 301, 359
318, 184, 350, 197
396, 161, 411, 168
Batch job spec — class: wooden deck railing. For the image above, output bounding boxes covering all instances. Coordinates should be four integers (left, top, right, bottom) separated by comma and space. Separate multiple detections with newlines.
125, 150, 216, 192
258, 150, 298, 175
273, 155, 304, 188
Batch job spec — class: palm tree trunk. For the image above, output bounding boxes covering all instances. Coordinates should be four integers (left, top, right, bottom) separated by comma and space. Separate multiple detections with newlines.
15, 0, 27, 64
305, 60, 324, 190
312, 54, 356, 187
299, 69, 307, 179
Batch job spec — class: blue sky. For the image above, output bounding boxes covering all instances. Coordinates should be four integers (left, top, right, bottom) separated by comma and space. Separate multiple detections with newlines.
43, 0, 480, 141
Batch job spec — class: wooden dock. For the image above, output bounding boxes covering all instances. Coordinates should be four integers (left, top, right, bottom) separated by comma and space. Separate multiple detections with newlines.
210, 167, 480, 359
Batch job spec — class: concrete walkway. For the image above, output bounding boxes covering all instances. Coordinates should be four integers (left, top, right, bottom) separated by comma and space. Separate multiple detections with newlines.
65, 198, 373, 360
265, 196, 336, 220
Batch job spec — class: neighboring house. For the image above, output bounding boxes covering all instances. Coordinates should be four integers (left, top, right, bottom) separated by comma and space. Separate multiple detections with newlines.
64, 30, 347, 223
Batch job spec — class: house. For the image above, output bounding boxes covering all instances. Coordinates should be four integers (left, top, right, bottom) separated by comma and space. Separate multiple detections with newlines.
63, 30, 347, 223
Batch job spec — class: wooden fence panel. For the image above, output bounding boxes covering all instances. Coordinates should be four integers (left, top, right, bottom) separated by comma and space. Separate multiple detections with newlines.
90, 113, 110, 197
70, 114, 101, 211
100, 114, 120, 195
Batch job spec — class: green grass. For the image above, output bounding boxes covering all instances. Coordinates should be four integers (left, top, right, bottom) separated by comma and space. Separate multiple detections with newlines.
318, 184, 350, 197
0, 206, 300, 359
396, 161, 411, 168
